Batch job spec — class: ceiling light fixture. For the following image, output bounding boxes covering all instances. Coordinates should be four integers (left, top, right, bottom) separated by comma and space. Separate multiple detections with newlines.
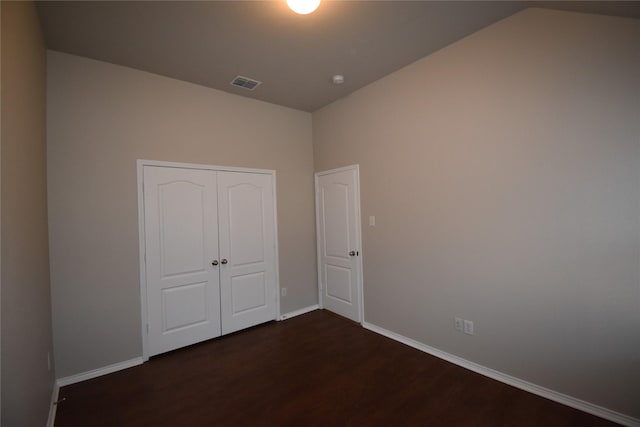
286, 0, 321, 15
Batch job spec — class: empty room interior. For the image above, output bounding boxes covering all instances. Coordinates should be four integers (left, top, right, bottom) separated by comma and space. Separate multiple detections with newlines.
1, 0, 639, 426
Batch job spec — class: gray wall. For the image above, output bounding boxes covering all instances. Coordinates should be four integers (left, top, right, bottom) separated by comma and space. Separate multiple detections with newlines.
313, 8, 640, 418
1, 1, 55, 425
47, 51, 317, 378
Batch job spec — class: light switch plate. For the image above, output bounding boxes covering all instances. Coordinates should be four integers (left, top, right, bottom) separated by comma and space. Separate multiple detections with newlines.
463, 320, 474, 335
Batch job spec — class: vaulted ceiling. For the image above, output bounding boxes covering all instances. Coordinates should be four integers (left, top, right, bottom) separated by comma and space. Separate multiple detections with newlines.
36, 1, 640, 112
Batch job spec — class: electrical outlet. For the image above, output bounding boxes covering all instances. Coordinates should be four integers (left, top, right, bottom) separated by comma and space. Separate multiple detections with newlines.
281, 287, 287, 297
463, 320, 474, 335
369, 216, 376, 226
454, 317, 463, 331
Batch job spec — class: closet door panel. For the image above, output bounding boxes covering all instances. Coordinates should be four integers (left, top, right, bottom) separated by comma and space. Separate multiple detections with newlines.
218, 171, 277, 334
144, 166, 221, 356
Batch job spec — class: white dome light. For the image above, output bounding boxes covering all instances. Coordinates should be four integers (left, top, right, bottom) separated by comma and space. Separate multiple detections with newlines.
287, 0, 321, 15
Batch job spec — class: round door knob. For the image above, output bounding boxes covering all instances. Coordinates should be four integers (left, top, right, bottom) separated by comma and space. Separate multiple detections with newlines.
211, 260, 219, 266
221, 259, 228, 265
349, 251, 356, 256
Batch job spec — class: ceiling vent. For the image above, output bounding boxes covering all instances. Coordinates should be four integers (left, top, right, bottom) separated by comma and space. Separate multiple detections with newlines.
230, 75, 262, 91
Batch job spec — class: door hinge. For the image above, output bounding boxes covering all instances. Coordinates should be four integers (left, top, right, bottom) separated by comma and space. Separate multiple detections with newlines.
146, 324, 149, 334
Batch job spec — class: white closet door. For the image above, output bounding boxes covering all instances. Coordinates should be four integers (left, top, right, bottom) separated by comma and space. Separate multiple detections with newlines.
144, 166, 221, 356
217, 171, 277, 334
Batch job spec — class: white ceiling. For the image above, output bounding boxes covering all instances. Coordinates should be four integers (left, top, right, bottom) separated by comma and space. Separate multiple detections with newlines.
36, 1, 640, 112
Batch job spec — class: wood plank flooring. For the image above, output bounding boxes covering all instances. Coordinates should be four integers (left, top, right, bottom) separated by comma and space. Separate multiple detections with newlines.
55, 310, 618, 426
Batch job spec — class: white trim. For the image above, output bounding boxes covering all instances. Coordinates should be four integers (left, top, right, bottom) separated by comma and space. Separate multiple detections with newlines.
314, 174, 323, 310
136, 159, 274, 175
362, 322, 640, 427
315, 164, 361, 177
272, 172, 281, 320
279, 304, 319, 320
56, 357, 144, 387
46, 382, 60, 427
137, 161, 149, 361
314, 164, 365, 324
137, 159, 280, 360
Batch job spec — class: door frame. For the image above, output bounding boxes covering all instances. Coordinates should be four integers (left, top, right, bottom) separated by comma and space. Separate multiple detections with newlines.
137, 159, 281, 360
314, 164, 365, 324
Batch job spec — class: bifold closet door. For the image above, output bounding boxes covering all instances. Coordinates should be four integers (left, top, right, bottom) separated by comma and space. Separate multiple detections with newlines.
217, 171, 277, 334
143, 166, 221, 357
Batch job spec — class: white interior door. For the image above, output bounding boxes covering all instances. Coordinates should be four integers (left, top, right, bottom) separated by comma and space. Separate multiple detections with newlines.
143, 166, 221, 356
218, 171, 277, 334
316, 166, 363, 322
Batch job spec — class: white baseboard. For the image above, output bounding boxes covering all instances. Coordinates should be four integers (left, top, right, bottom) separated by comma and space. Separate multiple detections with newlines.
363, 322, 640, 427
56, 357, 144, 388
280, 304, 319, 320
46, 381, 59, 427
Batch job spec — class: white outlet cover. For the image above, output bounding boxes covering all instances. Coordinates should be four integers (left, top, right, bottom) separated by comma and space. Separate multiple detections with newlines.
454, 317, 463, 331
369, 216, 376, 226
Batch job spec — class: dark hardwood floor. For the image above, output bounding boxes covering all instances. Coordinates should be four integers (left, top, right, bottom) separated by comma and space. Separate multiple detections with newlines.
55, 310, 617, 426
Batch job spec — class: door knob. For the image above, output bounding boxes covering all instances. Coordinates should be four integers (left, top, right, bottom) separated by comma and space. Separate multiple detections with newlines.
349, 251, 356, 257
221, 259, 228, 265
211, 260, 218, 266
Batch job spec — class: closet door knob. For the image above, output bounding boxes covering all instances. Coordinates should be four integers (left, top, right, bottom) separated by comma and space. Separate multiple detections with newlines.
211, 260, 218, 266
349, 251, 356, 256
221, 259, 228, 265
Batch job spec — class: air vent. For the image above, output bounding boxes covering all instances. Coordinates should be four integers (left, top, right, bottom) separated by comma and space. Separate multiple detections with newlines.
230, 75, 262, 91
